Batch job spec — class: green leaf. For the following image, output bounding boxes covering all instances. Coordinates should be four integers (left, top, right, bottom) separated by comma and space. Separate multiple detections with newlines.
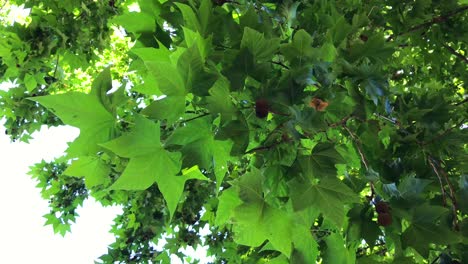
24, 73, 37, 92
175, 2, 201, 34
323, 232, 353, 264
402, 223, 460, 258
402, 204, 460, 257
205, 78, 237, 123
289, 178, 359, 227
29, 92, 115, 157
241, 27, 280, 62
291, 223, 319, 263
89, 67, 118, 114
215, 187, 242, 226
167, 118, 231, 190
111, 12, 155, 33
297, 143, 345, 179
319, 42, 337, 62
100, 115, 206, 219
132, 47, 185, 95
281, 29, 314, 64
398, 176, 432, 200
232, 169, 293, 257
142, 96, 186, 124
63, 156, 110, 188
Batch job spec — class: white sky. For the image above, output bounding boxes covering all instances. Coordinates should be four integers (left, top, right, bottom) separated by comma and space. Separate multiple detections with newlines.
0, 124, 123, 263
0, 122, 212, 263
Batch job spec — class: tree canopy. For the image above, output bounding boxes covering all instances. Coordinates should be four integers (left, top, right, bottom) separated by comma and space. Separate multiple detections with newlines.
1, 0, 468, 263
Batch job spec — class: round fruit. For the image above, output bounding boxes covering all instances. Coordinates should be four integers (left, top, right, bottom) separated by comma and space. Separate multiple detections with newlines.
375, 201, 390, 214
377, 213, 392, 227
255, 99, 269, 118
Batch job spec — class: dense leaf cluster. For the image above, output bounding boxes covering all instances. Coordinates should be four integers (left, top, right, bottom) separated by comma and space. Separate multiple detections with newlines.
1, 0, 468, 263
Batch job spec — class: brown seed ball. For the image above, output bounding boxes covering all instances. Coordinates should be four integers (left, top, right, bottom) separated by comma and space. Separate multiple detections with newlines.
255, 99, 269, 118
375, 201, 390, 214
377, 213, 392, 227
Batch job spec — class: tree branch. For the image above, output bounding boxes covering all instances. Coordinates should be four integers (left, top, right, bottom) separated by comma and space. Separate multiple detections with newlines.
179, 113, 210, 123
343, 125, 369, 171
454, 97, 468, 106
387, 5, 468, 41
442, 43, 468, 64
270, 60, 290, 70
428, 156, 459, 230
428, 157, 448, 207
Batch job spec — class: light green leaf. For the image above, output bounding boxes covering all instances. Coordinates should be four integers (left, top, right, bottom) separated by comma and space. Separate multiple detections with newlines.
319, 42, 337, 62
291, 223, 319, 263
63, 156, 110, 188
323, 232, 354, 264
111, 12, 155, 33
232, 169, 293, 257
175, 2, 201, 34
142, 96, 186, 124
101, 115, 203, 220
205, 78, 237, 123
215, 187, 242, 226
24, 73, 37, 92
29, 92, 115, 157
233, 199, 293, 257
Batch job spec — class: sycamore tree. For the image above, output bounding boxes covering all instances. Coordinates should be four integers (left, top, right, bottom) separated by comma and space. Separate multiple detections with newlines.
1, 0, 468, 263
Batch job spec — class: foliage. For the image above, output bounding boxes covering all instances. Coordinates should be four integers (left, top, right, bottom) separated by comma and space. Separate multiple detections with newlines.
1, 0, 468, 263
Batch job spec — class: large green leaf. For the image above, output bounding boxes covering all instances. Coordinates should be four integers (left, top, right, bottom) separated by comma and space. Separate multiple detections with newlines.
289, 178, 359, 227
100, 115, 207, 219
30, 92, 115, 157
322, 232, 354, 264
241, 27, 280, 62
281, 29, 314, 65
111, 12, 155, 34
205, 78, 237, 123
232, 169, 293, 257
167, 118, 231, 190
63, 156, 110, 188
297, 142, 345, 179
402, 204, 461, 258
215, 187, 242, 226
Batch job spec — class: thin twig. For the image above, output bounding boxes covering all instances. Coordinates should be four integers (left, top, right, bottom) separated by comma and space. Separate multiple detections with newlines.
179, 113, 210, 123
430, 256, 440, 264
437, 161, 459, 230
454, 97, 468, 106
343, 125, 369, 170
387, 5, 468, 41
53, 54, 60, 77
245, 142, 280, 154
428, 157, 448, 206
442, 43, 468, 64
270, 61, 290, 70
429, 156, 459, 230
245, 120, 288, 154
